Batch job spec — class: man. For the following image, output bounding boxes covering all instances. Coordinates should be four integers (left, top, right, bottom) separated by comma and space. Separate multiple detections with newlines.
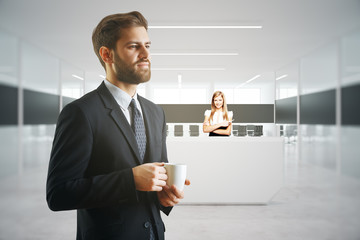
46, 11, 189, 240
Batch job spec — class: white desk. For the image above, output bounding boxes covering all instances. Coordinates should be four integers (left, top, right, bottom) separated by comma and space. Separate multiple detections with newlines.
166, 137, 284, 204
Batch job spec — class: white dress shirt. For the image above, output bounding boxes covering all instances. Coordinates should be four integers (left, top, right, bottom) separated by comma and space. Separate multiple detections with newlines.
204, 110, 233, 125
104, 79, 144, 126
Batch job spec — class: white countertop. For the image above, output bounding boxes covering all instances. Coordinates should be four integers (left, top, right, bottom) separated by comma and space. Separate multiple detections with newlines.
166, 136, 284, 204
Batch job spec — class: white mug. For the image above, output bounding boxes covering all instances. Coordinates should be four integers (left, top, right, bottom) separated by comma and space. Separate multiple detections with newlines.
164, 163, 187, 191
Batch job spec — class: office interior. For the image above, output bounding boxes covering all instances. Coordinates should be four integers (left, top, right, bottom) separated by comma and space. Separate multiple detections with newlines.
0, 0, 360, 239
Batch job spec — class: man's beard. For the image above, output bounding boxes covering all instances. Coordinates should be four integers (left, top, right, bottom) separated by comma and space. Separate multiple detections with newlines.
113, 53, 151, 85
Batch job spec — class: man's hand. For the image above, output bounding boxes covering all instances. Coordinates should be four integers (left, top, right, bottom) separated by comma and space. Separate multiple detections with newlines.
157, 179, 191, 207
132, 162, 168, 191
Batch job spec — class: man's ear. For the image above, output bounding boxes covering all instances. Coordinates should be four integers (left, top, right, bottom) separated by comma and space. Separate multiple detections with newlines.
99, 47, 113, 64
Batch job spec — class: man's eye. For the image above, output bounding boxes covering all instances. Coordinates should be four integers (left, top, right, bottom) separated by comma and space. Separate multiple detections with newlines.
146, 45, 151, 49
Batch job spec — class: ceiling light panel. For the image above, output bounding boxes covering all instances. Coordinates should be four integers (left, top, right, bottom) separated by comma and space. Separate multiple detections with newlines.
71, 74, 84, 80
152, 68, 225, 71
149, 26, 262, 29
276, 74, 288, 81
151, 53, 238, 56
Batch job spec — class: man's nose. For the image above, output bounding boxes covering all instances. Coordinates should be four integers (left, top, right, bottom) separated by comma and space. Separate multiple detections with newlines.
139, 45, 150, 59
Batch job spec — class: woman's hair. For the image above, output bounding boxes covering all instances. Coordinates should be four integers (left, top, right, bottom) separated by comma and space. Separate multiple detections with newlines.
210, 91, 229, 121
92, 11, 148, 70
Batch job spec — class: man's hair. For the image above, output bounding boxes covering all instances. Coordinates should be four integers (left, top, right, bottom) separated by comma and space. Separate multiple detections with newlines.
92, 11, 148, 70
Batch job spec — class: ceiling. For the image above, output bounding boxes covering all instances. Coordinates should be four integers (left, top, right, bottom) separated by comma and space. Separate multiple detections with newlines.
0, 0, 360, 88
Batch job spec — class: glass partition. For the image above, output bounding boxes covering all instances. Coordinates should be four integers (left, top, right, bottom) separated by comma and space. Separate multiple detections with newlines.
340, 29, 360, 179
0, 30, 19, 179
300, 42, 338, 95
61, 61, 84, 109
275, 62, 299, 140
276, 62, 299, 100
21, 41, 60, 94
299, 42, 338, 170
0, 30, 18, 87
20, 41, 60, 170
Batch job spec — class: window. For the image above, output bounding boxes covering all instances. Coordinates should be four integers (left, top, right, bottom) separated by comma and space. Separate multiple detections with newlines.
180, 89, 206, 104
217, 88, 261, 104
234, 89, 261, 103
62, 88, 82, 99
137, 88, 146, 97
154, 89, 180, 104
279, 88, 297, 99
217, 89, 234, 104
154, 88, 206, 104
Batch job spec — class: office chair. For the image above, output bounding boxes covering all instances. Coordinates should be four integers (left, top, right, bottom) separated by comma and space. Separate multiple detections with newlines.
189, 125, 199, 137
232, 125, 239, 136
254, 125, 263, 136
238, 125, 247, 136
174, 125, 183, 137
246, 125, 255, 136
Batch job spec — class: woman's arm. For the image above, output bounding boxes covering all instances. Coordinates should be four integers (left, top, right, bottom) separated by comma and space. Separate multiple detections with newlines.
212, 113, 233, 135
203, 115, 219, 133
212, 122, 232, 135
203, 115, 230, 133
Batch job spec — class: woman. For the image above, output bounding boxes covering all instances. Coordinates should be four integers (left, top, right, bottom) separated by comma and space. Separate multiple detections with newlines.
203, 91, 233, 136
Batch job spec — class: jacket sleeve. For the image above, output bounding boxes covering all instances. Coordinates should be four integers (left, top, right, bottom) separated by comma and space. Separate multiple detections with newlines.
158, 108, 173, 215
46, 103, 138, 211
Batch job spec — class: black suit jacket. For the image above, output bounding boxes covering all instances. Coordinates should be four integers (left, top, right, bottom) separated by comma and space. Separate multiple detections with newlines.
46, 82, 171, 240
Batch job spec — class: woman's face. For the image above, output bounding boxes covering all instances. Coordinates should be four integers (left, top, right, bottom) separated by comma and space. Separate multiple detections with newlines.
213, 95, 224, 109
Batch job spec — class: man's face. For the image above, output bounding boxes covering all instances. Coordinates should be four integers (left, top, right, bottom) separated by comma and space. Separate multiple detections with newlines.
112, 27, 151, 85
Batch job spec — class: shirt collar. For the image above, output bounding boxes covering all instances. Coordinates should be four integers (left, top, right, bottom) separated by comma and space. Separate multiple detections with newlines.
104, 79, 139, 111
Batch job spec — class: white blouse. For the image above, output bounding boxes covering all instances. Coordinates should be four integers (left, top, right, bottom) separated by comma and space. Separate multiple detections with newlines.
204, 110, 233, 125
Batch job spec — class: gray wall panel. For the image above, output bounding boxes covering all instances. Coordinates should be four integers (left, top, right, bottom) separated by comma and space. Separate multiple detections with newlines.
159, 104, 274, 123
0, 84, 18, 125
275, 97, 297, 124
62, 96, 76, 108
342, 83, 360, 125
24, 89, 59, 124
300, 89, 336, 125
230, 104, 274, 123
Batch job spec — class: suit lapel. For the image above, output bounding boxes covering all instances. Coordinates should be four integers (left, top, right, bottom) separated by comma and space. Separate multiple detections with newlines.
97, 82, 142, 165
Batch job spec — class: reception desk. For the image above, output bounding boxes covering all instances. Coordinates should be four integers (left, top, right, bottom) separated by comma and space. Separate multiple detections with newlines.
166, 137, 284, 204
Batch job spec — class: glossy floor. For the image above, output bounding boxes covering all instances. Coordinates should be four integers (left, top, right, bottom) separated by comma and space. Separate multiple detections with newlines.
0, 144, 359, 240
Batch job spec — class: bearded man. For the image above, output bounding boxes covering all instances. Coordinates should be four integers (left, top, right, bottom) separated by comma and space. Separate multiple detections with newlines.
46, 11, 190, 240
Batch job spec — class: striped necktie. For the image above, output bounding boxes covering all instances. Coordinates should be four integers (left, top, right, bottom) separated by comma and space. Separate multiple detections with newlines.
129, 99, 147, 161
